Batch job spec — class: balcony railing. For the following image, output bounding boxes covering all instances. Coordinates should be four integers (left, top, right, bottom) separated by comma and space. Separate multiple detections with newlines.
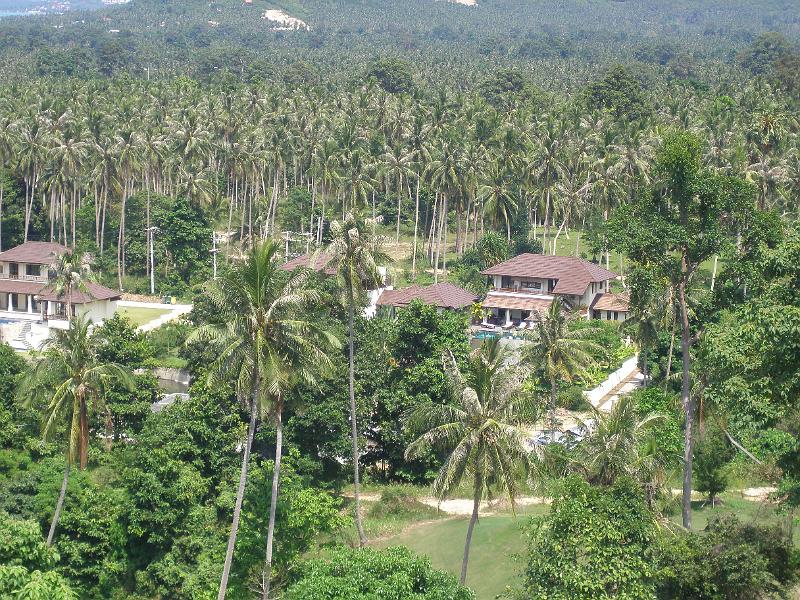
0, 273, 48, 282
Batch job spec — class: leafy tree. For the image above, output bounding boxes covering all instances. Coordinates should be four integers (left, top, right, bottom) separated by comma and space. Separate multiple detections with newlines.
585, 65, 650, 120
232, 452, 348, 593
284, 546, 474, 600
406, 340, 536, 584
739, 32, 796, 75
609, 131, 749, 528
0, 342, 26, 447
162, 195, 212, 287
0, 565, 77, 599
365, 57, 414, 94
18, 316, 133, 546
522, 476, 657, 599
91, 313, 153, 368
693, 425, 734, 505
655, 516, 796, 600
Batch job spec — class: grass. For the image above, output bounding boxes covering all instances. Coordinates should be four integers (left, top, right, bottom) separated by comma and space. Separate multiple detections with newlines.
372, 507, 546, 600
360, 487, 798, 600
117, 306, 171, 327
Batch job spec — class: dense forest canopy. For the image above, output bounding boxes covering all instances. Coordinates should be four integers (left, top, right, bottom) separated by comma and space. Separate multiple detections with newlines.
0, 1, 799, 599
0, 0, 799, 87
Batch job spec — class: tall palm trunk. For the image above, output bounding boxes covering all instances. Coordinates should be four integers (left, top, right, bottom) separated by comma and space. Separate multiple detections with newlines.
549, 377, 558, 432
218, 393, 258, 600
348, 290, 367, 547
78, 398, 88, 469
460, 478, 481, 585
678, 265, 693, 530
411, 175, 420, 279
262, 398, 283, 600
47, 458, 70, 547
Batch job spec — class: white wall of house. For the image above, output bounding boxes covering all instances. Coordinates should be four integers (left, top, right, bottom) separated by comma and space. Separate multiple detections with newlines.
77, 299, 118, 323
592, 309, 629, 322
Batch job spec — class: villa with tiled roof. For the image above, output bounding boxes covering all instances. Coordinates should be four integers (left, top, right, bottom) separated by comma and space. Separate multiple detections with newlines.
376, 282, 477, 315
0, 241, 122, 329
480, 254, 629, 324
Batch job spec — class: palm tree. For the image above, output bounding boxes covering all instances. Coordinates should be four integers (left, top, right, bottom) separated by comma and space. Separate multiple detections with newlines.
49, 249, 93, 323
570, 394, 665, 489
522, 299, 601, 430
479, 163, 517, 242
18, 315, 133, 546
199, 241, 339, 600
323, 214, 389, 548
405, 340, 537, 585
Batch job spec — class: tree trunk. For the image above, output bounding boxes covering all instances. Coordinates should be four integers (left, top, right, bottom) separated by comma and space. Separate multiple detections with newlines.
641, 346, 649, 387
549, 377, 558, 432
678, 266, 694, 530
348, 292, 367, 547
411, 175, 420, 280
218, 393, 259, 600
460, 483, 481, 585
78, 397, 88, 468
261, 399, 284, 600
47, 458, 70, 547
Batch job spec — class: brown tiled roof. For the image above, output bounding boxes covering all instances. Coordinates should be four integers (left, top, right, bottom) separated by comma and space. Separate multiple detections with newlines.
482, 291, 554, 317
0, 280, 46, 295
0, 242, 68, 265
39, 281, 122, 304
0, 278, 121, 304
482, 254, 617, 296
280, 252, 337, 276
590, 292, 630, 313
377, 283, 477, 310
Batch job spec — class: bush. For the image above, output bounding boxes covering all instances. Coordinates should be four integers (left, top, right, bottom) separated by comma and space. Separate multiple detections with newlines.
693, 425, 735, 504
522, 476, 657, 599
367, 487, 437, 520
655, 516, 797, 600
284, 546, 474, 599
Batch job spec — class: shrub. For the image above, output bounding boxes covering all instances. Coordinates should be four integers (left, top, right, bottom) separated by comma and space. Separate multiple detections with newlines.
284, 546, 474, 600
655, 515, 797, 599
522, 476, 657, 599
367, 487, 437, 520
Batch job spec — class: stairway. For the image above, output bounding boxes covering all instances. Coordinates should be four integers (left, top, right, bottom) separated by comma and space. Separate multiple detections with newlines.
13, 322, 33, 350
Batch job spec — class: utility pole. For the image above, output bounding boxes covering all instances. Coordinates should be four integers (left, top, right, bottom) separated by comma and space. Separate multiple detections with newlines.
145, 226, 160, 295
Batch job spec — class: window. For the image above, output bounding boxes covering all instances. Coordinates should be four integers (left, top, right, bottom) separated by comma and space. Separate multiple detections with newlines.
26, 264, 40, 277
521, 280, 542, 291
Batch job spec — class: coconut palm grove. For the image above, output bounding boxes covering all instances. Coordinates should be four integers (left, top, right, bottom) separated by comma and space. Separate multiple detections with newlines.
0, 0, 799, 598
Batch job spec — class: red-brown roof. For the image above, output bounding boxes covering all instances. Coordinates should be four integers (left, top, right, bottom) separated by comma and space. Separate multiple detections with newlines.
280, 252, 337, 276
0, 279, 46, 295
0, 242, 68, 265
377, 283, 477, 310
39, 281, 122, 304
590, 292, 630, 313
0, 278, 121, 304
482, 291, 554, 314
482, 254, 617, 296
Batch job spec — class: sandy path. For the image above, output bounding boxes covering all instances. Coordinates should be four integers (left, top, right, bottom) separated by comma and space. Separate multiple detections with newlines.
351, 487, 778, 516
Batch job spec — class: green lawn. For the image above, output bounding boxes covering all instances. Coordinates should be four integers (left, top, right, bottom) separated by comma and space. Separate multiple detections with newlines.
372, 508, 544, 600
367, 492, 798, 600
117, 306, 172, 327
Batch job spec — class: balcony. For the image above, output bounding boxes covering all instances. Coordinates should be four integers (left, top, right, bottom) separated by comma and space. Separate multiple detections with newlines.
0, 273, 49, 283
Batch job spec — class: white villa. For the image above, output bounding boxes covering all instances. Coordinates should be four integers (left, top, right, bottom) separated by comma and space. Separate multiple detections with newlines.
480, 254, 630, 326
0, 241, 122, 349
